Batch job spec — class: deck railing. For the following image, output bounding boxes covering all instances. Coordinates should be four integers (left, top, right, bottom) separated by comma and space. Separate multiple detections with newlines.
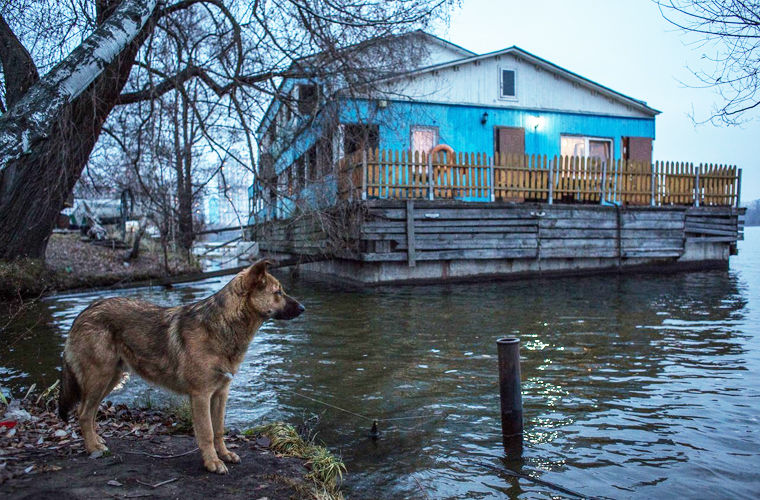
337, 149, 741, 207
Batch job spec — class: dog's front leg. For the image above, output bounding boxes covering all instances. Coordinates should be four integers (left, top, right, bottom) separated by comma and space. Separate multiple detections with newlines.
190, 392, 227, 474
211, 384, 240, 464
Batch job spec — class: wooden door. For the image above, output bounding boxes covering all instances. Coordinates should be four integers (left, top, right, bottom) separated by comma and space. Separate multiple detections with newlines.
495, 127, 525, 155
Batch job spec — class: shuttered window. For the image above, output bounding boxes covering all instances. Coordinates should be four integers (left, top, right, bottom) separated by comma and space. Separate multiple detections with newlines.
495, 127, 525, 155
501, 69, 516, 99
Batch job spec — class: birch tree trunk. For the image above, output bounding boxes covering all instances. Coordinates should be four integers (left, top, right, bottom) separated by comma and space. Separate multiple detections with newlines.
0, 0, 157, 260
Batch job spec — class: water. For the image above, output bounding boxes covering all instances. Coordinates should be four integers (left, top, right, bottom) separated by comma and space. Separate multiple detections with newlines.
3, 231, 760, 499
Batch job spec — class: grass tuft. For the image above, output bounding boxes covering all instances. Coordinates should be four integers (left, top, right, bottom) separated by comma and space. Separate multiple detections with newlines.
249, 422, 346, 499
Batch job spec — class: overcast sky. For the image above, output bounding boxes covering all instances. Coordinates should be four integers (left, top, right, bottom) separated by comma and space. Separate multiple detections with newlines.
435, 0, 760, 202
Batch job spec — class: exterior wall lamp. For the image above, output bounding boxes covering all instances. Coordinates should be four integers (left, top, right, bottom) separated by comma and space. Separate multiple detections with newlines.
481, 112, 489, 125
527, 115, 545, 131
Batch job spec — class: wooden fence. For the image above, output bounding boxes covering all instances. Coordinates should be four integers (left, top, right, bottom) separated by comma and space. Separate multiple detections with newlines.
337, 149, 740, 207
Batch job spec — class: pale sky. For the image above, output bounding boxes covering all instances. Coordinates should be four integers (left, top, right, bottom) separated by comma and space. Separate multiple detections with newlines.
436, 0, 760, 202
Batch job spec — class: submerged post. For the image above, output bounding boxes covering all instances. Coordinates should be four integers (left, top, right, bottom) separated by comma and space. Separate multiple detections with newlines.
497, 337, 523, 458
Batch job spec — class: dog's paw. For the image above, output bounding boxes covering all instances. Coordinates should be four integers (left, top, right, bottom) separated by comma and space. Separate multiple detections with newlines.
88, 446, 110, 459
204, 458, 229, 474
219, 450, 240, 464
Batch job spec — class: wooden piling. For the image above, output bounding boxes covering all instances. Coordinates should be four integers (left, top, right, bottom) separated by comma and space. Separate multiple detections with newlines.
497, 337, 523, 458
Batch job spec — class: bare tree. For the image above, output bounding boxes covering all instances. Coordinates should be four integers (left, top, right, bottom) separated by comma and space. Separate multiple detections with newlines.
0, 0, 451, 261
657, 0, 760, 123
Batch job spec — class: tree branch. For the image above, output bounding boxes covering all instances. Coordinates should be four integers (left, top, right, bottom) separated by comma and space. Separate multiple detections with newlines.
0, 0, 159, 173
0, 15, 40, 109
116, 66, 306, 105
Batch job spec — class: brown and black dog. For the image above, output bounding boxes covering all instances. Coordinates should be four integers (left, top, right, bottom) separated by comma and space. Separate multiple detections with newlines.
58, 260, 304, 474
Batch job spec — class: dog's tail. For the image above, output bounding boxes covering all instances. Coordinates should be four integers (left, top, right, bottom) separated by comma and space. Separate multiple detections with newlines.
58, 357, 81, 421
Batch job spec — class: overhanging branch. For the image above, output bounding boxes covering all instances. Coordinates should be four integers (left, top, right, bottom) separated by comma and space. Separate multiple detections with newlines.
0, 0, 158, 173
116, 67, 307, 105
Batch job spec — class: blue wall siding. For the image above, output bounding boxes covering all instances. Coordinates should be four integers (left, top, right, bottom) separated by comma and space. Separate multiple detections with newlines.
251, 98, 656, 222
340, 99, 655, 159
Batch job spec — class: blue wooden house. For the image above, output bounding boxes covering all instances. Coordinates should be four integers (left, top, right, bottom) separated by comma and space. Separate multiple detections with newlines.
250, 31, 660, 220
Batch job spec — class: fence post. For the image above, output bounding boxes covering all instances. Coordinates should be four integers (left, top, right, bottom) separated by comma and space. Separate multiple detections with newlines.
650, 162, 656, 206
548, 157, 554, 205
737, 168, 742, 208
497, 337, 523, 459
694, 165, 700, 207
599, 161, 607, 205
489, 156, 495, 202
427, 154, 434, 201
361, 150, 368, 201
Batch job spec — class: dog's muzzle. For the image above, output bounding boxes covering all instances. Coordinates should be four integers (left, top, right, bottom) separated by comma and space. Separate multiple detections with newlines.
273, 296, 305, 320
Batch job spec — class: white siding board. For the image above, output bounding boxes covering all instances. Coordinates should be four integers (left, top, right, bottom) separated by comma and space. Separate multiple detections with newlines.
381, 53, 651, 118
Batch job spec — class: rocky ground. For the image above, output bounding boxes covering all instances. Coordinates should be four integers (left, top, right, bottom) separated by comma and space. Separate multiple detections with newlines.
0, 397, 342, 499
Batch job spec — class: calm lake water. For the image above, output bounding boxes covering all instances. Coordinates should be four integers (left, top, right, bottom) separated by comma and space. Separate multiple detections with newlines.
2, 230, 760, 499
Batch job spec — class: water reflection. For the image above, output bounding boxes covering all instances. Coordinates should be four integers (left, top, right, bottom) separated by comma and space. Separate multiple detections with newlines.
2, 232, 759, 499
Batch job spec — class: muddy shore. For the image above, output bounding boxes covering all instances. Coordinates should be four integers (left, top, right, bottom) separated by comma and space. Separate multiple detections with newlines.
0, 398, 343, 499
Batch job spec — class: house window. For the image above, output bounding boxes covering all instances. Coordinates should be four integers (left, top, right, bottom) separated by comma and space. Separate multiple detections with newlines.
318, 134, 333, 176
411, 126, 438, 153
298, 84, 318, 115
294, 157, 305, 190
306, 145, 317, 181
500, 69, 516, 99
343, 123, 379, 155
560, 135, 613, 162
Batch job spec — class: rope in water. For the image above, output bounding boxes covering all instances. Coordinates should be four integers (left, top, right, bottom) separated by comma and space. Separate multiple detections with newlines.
285, 389, 446, 424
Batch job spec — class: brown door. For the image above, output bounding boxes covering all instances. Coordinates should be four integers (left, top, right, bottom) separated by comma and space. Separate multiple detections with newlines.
495, 127, 525, 156
622, 137, 652, 162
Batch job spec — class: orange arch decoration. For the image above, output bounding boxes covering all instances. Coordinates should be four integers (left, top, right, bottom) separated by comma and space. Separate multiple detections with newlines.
430, 144, 454, 156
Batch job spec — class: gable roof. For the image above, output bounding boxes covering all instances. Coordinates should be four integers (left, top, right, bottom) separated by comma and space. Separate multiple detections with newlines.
255, 31, 476, 136
391, 45, 660, 117
408, 30, 476, 59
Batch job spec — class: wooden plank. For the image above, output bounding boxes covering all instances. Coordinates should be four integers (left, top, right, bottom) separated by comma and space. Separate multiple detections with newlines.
412, 232, 538, 241
623, 250, 683, 258
540, 248, 619, 258
369, 208, 538, 220
685, 227, 738, 237
414, 219, 538, 228
621, 220, 685, 230
394, 238, 538, 250
542, 219, 619, 229
684, 222, 739, 233
540, 239, 618, 249
621, 211, 686, 221
406, 200, 416, 267
684, 236, 738, 243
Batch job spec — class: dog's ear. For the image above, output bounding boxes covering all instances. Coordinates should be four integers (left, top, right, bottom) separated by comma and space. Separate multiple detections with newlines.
243, 259, 275, 289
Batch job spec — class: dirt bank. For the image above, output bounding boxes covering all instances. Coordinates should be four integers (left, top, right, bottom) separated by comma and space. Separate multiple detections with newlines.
0, 397, 343, 499
1, 434, 314, 500
1, 233, 199, 299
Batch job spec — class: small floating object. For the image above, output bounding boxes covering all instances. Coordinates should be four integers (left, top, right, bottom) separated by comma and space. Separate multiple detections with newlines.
369, 420, 380, 441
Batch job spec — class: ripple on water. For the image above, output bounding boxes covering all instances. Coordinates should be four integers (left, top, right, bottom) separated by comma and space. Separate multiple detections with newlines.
3, 231, 760, 498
